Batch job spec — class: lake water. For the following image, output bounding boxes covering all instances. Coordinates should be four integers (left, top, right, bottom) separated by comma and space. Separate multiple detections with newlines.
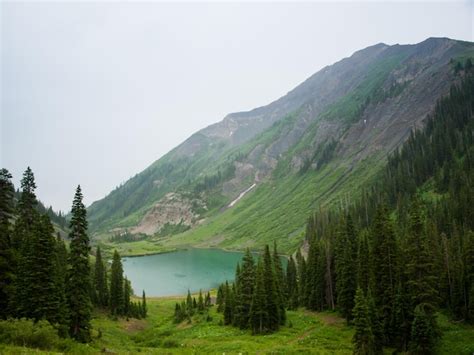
122, 248, 246, 297
123, 248, 287, 297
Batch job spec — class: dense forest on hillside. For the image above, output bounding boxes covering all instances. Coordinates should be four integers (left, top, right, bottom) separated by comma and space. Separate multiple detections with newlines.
200, 66, 474, 354
0, 169, 147, 349
0, 61, 473, 354
301, 64, 474, 352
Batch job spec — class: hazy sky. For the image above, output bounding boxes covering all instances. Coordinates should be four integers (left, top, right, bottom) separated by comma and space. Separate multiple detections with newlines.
1, 1, 473, 212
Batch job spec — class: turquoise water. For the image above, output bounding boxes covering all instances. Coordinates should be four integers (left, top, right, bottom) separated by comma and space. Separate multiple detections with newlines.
122, 248, 246, 297
122, 248, 287, 297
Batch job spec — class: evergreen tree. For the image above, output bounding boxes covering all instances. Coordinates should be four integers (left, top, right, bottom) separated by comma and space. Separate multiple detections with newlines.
30, 215, 63, 324
263, 245, 281, 330
223, 281, 234, 325
273, 242, 287, 324
0, 169, 15, 318
249, 260, 268, 334
198, 289, 205, 313
371, 205, 397, 344
174, 302, 184, 323
54, 233, 69, 335
67, 185, 92, 342
216, 284, 224, 312
142, 290, 147, 318
11, 167, 40, 318
94, 246, 109, 308
409, 304, 438, 354
186, 290, 194, 316
352, 287, 376, 355
234, 248, 255, 328
12, 167, 37, 248
307, 237, 325, 311
356, 231, 371, 294
109, 250, 124, 316
336, 215, 357, 321
405, 197, 439, 314
123, 278, 132, 317
205, 291, 211, 308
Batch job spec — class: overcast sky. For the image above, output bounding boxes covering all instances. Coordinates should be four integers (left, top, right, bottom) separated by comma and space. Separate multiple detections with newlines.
1, 1, 473, 212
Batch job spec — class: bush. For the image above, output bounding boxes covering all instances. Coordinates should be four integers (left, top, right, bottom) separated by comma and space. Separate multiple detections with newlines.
0, 319, 61, 350
162, 338, 178, 348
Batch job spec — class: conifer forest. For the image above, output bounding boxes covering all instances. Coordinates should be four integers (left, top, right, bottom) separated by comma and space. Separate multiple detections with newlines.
2, 3, 474, 352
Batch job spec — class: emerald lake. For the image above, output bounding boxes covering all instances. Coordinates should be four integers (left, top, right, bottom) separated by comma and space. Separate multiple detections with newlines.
122, 248, 246, 297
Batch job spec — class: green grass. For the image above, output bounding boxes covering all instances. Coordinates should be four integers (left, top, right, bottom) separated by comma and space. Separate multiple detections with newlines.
1, 295, 472, 354
161, 154, 385, 255
100, 239, 176, 258
436, 312, 474, 355
91, 296, 354, 354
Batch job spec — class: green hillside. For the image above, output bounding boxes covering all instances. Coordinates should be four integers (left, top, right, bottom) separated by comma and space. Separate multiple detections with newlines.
86, 38, 474, 255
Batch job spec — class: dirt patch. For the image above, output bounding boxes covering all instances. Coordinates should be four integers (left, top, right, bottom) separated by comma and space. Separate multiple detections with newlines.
120, 318, 147, 333
303, 310, 345, 326
175, 321, 193, 330
131, 192, 205, 235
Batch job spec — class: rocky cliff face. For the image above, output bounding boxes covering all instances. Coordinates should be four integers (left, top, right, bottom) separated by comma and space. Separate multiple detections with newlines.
88, 37, 474, 246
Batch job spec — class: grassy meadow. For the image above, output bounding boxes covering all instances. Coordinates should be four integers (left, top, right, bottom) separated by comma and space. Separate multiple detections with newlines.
1, 294, 473, 354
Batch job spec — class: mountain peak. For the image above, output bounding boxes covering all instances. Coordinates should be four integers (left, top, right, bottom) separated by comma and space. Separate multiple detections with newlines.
88, 38, 474, 251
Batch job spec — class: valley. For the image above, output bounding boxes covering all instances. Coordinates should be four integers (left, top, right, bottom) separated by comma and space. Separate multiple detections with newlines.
1, 33, 474, 354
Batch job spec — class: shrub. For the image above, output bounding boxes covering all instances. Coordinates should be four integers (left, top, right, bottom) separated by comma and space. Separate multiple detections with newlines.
0, 319, 60, 350
162, 338, 178, 348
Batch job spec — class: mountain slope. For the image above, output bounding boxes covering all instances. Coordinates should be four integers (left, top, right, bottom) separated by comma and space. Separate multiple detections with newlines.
88, 37, 474, 253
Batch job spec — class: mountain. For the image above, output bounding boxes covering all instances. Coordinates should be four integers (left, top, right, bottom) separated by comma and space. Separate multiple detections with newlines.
87, 37, 474, 253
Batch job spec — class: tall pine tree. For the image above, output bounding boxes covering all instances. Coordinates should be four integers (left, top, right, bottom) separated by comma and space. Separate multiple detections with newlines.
0, 169, 15, 318
94, 246, 109, 308
109, 250, 124, 316
67, 185, 92, 342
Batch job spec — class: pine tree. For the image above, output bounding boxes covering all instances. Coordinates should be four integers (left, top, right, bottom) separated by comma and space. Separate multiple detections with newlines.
216, 284, 224, 312
371, 205, 398, 344
198, 289, 205, 313
142, 290, 147, 318
392, 282, 411, 352
0, 169, 15, 318
409, 304, 438, 354
462, 231, 474, 322
356, 231, 371, 294
233, 248, 255, 328
12, 167, 40, 318
174, 302, 183, 323
30, 215, 62, 324
54, 233, 69, 335
336, 215, 357, 321
307, 237, 325, 311
123, 278, 132, 317
273, 242, 286, 324
223, 281, 234, 325
109, 250, 124, 316
352, 287, 376, 355
249, 260, 268, 334
263, 245, 280, 330
94, 246, 109, 308
12, 167, 37, 248
186, 290, 194, 316
405, 197, 438, 314
67, 185, 92, 342
205, 291, 211, 308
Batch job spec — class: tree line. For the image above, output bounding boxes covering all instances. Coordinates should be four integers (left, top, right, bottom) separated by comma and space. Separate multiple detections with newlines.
203, 244, 286, 334
295, 66, 474, 353
173, 289, 212, 323
191, 66, 474, 354
0, 168, 146, 343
